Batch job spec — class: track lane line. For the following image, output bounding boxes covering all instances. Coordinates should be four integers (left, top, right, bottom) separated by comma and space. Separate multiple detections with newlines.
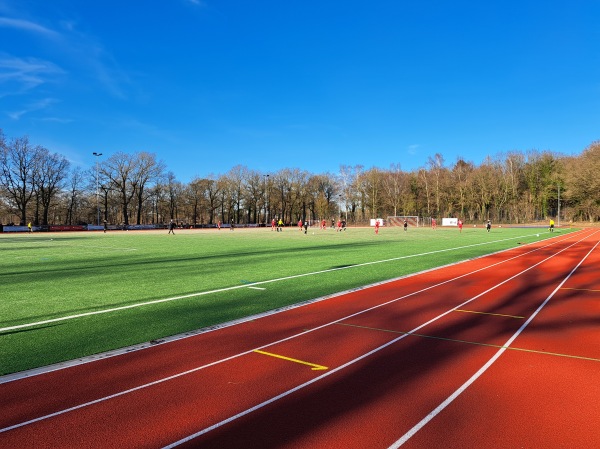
453, 309, 524, 319
160, 230, 600, 448
337, 323, 600, 363
2, 231, 580, 385
387, 233, 600, 448
0, 231, 594, 437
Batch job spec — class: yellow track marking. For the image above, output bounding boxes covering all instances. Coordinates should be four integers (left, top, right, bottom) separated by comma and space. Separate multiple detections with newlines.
561, 287, 600, 293
454, 309, 524, 319
337, 323, 600, 363
253, 350, 328, 371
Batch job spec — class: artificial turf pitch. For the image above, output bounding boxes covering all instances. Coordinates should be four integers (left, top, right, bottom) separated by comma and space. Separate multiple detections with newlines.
0, 225, 572, 375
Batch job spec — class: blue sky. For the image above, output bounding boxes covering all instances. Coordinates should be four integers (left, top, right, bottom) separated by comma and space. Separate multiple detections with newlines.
1, 0, 599, 182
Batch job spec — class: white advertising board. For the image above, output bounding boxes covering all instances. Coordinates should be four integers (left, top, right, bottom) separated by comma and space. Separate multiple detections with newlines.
442, 218, 458, 227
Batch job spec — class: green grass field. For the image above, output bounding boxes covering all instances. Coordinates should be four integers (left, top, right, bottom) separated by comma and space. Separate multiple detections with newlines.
0, 225, 575, 376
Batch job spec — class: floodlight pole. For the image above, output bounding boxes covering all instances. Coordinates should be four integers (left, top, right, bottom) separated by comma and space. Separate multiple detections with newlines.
93, 152, 103, 226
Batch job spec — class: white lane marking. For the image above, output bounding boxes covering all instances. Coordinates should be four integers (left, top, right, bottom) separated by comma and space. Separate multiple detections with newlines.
387, 235, 600, 448
1, 233, 575, 385
163, 231, 599, 448
0, 231, 572, 333
0, 231, 592, 436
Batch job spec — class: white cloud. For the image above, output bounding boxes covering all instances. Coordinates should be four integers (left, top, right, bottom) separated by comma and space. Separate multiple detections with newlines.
7, 97, 57, 120
0, 55, 64, 95
407, 144, 420, 155
1, 10, 130, 99
184, 0, 207, 7
0, 16, 58, 36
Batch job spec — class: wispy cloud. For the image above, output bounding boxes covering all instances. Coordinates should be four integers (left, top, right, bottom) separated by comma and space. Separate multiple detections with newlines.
0, 54, 64, 95
7, 97, 58, 120
0, 16, 59, 36
1, 9, 131, 99
40, 117, 73, 124
407, 144, 420, 155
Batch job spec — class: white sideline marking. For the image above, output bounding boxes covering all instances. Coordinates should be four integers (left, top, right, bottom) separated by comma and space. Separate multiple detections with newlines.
0, 232, 563, 334
163, 231, 598, 448
388, 234, 600, 448
0, 231, 591, 436
1, 234, 573, 385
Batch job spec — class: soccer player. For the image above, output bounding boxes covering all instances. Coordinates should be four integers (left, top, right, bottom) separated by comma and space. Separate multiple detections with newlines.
431, 218, 436, 230
375, 220, 379, 234
458, 219, 463, 233
271, 218, 276, 231
549, 219, 554, 232
486, 220, 491, 232
403, 219, 408, 231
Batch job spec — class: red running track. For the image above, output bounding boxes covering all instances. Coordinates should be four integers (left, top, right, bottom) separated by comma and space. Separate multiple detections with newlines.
1, 229, 600, 448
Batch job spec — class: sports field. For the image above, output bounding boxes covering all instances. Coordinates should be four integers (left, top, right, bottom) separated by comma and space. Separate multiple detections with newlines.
0, 224, 567, 376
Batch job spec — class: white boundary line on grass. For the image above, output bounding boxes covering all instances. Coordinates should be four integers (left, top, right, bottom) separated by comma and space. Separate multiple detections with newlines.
0, 232, 568, 334
0, 232, 579, 384
0, 230, 593, 434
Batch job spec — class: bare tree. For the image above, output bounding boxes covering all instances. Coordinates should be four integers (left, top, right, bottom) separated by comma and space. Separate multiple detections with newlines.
243, 169, 263, 224
450, 158, 474, 220
101, 152, 139, 226
165, 171, 183, 221
34, 148, 70, 225
131, 152, 165, 225
564, 141, 600, 221
427, 154, 444, 217
0, 136, 43, 225
382, 163, 404, 217
65, 167, 85, 225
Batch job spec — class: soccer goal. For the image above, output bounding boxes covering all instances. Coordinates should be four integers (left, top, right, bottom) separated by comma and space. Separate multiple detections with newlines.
386, 216, 420, 227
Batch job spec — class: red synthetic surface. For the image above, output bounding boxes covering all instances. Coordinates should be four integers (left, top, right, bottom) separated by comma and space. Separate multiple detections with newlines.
1, 229, 599, 448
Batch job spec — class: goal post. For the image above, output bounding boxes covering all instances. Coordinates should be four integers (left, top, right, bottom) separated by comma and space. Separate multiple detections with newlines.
386, 216, 420, 227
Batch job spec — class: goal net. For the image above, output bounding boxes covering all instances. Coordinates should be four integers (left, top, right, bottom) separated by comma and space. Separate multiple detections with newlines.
386, 216, 420, 227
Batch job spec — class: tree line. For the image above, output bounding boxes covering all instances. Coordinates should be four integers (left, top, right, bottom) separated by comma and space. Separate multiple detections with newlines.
1, 129, 599, 227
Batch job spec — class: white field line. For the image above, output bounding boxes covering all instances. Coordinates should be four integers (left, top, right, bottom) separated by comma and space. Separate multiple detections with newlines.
388, 233, 600, 448
0, 230, 593, 435
162, 230, 599, 448
0, 233, 577, 385
0, 231, 572, 334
